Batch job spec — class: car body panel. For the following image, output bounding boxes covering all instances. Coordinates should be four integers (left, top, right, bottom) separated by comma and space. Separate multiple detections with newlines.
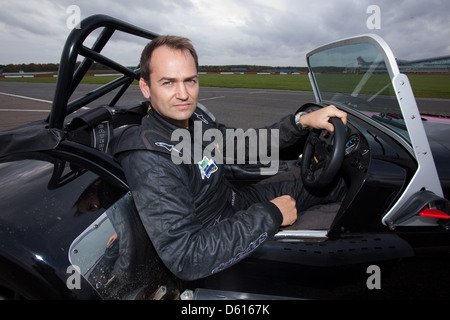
0, 153, 116, 299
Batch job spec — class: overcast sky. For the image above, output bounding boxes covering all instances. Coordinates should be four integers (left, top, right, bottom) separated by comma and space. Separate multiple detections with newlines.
1, 0, 449, 67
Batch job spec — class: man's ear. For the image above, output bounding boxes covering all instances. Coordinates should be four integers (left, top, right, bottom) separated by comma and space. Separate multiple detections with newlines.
139, 78, 151, 99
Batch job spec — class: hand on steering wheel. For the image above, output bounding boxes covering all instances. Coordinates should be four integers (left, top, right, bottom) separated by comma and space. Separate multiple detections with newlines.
301, 117, 346, 188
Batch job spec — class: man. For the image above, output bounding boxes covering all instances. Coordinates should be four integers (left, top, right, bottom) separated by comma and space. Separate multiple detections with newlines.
113, 36, 347, 281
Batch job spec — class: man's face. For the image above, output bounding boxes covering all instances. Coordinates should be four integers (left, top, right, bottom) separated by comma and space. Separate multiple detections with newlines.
139, 45, 199, 128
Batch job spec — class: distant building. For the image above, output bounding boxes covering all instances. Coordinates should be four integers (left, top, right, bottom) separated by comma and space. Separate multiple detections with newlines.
355, 55, 450, 74
230, 68, 248, 71
398, 56, 450, 73
268, 69, 298, 74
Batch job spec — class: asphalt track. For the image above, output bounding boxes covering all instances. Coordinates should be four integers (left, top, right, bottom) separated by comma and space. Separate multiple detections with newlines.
0, 81, 449, 131
0, 82, 313, 131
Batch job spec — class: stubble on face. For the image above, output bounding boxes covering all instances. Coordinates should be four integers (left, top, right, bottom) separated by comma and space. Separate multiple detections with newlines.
139, 46, 199, 128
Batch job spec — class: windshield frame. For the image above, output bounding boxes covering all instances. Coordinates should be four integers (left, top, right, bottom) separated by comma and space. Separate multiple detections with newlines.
306, 34, 410, 146
306, 34, 444, 227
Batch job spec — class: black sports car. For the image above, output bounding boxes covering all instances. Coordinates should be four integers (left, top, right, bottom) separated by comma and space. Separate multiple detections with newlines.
1, 15, 449, 300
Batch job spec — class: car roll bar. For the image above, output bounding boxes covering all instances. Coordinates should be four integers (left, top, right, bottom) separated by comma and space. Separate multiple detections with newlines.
49, 14, 158, 129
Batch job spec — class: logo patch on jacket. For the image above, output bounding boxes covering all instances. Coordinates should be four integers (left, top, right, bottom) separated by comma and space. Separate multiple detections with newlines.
198, 156, 218, 180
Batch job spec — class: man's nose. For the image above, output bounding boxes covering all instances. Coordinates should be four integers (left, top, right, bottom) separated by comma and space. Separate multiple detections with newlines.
175, 83, 189, 100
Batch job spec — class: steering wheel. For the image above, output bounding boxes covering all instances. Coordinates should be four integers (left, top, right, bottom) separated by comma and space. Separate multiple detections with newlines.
301, 117, 346, 188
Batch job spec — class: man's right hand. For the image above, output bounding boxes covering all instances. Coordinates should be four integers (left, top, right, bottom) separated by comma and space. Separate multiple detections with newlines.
270, 195, 297, 226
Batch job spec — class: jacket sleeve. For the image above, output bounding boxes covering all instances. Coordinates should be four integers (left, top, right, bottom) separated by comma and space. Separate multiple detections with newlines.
259, 114, 309, 148
119, 150, 282, 281
217, 114, 309, 162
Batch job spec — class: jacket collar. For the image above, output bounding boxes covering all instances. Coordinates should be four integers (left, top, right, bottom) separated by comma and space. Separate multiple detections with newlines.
139, 103, 216, 157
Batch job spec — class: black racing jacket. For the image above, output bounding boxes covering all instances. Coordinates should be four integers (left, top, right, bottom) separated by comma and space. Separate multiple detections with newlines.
112, 105, 308, 280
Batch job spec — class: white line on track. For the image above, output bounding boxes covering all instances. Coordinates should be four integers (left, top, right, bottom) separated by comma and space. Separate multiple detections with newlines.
0, 109, 50, 112
199, 96, 225, 101
0, 91, 52, 104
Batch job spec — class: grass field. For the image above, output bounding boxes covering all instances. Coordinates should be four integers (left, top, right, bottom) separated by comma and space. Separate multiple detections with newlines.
198, 73, 313, 91
1, 73, 449, 99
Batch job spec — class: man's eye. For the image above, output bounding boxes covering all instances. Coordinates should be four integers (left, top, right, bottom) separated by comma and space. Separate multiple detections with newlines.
163, 81, 172, 86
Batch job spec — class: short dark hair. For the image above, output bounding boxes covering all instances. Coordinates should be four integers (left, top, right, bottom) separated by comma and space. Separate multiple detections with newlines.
140, 35, 199, 84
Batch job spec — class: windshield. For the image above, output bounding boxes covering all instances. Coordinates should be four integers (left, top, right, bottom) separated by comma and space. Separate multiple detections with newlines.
308, 41, 410, 142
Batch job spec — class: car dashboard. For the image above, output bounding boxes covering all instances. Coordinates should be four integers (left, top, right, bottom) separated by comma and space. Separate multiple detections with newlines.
329, 113, 418, 234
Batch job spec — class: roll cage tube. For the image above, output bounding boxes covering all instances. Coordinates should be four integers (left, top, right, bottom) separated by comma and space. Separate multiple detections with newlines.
48, 14, 159, 130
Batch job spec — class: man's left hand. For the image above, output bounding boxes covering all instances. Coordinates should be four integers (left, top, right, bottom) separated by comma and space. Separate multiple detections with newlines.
300, 105, 347, 132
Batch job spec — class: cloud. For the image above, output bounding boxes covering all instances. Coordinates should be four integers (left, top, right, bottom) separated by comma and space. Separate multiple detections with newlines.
0, 0, 449, 65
